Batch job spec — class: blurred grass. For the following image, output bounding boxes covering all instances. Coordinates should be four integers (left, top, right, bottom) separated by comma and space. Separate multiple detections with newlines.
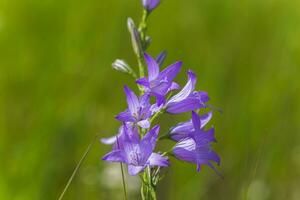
0, 0, 300, 199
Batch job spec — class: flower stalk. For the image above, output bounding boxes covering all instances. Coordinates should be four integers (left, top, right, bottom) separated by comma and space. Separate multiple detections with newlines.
101, 1, 221, 200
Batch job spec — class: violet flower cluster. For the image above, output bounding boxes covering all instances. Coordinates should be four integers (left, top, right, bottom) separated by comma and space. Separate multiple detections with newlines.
101, 0, 221, 198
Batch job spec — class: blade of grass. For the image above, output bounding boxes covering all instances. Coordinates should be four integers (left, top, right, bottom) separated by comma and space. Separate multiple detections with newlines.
58, 135, 99, 200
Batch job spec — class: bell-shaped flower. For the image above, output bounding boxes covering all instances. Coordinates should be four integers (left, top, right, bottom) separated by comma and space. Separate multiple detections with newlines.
116, 86, 152, 128
165, 70, 209, 114
102, 125, 169, 176
136, 53, 181, 106
172, 112, 220, 173
169, 111, 213, 141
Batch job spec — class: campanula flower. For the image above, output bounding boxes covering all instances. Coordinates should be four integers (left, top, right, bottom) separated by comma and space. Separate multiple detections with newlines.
136, 53, 181, 105
165, 70, 209, 114
142, 0, 160, 12
173, 112, 220, 173
116, 86, 152, 128
102, 125, 169, 176
169, 111, 213, 141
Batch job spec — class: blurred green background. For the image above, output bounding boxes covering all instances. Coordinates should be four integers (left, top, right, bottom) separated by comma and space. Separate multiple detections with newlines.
1, 0, 300, 199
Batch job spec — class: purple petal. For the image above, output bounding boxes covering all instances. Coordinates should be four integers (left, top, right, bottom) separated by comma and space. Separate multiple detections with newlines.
136, 77, 150, 88
194, 128, 217, 144
173, 147, 196, 163
139, 93, 150, 107
166, 98, 200, 114
197, 150, 221, 165
124, 86, 140, 115
150, 103, 163, 115
174, 138, 196, 151
168, 70, 196, 104
142, 0, 160, 12
142, 125, 160, 151
153, 92, 166, 106
200, 112, 213, 128
191, 111, 201, 131
102, 150, 127, 163
156, 51, 167, 67
167, 82, 180, 92
169, 120, 193, 141
148, 153, 169, 167
128, 165, 145, 176
144, 53, 160, 81
137, 119, 150, 129
158, 61, 182, 82
115, 109, 135, 122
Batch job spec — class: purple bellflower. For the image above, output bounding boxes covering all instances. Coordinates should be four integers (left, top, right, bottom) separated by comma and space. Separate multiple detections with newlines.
136, 53, 182, 105
165, 70, 210, 114
142, 0, 160, 12
173, 111, 220, 173
169, 111, 213, 141
116, 86, 152, 128
102, 125, 169, 176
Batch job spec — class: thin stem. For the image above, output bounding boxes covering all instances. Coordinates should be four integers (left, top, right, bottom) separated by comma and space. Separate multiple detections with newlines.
136, 9, 149, 79
58, 135, 98, 200
120, 163, 128, 200
116, 137, 128, 200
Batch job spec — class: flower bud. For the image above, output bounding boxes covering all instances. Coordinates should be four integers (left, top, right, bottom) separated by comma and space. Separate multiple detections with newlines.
112, 59, 132, 74
142, 0, 160, 12
127, 18, 143, 57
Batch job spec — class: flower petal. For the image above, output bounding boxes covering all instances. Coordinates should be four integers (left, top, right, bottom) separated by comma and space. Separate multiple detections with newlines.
156, 50, 167, 67
124, 86, 140, 115
169, 120, 193, 141
136, 77, 150, 88
191, 111, 201, 132
168, 70, 196, 104
158, 61, 182, 82
137, 119, 150, 129
115, 109, 135, 122
173, 147, 196, 163
143, 0, 160, 12
167, 82, 180, 92
102, 150, 127, 163
148, 153, 169, 167
144, 53, 160, 81
128, 165, 145, 176
200, 112, 213, 128
166, 98, 200, 114
142, 125, 160, 151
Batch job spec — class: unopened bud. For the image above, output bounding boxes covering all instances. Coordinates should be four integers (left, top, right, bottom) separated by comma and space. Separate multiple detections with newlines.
127, 18, 143, 57
112, 59, 132, 74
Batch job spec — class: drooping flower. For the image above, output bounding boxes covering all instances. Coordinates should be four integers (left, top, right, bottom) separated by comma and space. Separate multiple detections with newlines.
102, 125, 169, 176
165, 70, 209, 114
116, 86, 152, 128
136, 53, 181, 105
169, 111, 213, 141
142, 0, 160, 12
172, 111, 220, 173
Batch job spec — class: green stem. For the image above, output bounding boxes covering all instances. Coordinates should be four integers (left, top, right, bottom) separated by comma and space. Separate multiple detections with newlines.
58, 135, 98, 200
136, 9, 149, 79
120, 163, 128, 200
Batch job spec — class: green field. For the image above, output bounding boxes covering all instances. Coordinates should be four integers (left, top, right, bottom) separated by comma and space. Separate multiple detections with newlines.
0, 0, 300, 199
